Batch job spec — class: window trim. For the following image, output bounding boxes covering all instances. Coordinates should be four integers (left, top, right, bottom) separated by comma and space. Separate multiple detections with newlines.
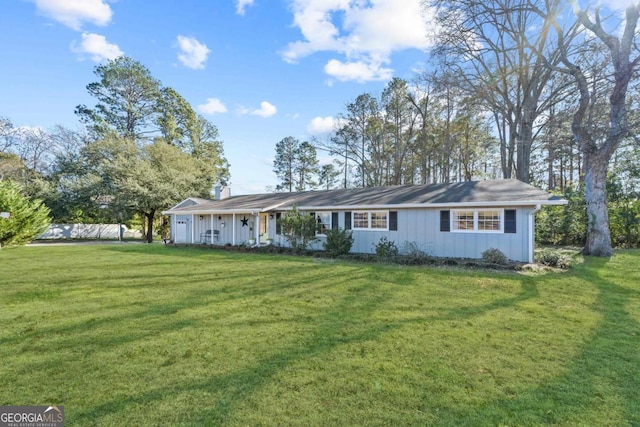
451, 209, 504, 233
351, 210, 389, 231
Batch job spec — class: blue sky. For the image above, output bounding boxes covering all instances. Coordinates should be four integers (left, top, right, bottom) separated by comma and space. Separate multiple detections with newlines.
1, 0, 433, 194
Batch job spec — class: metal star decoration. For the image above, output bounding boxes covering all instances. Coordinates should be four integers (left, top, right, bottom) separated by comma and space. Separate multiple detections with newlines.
241, 216, 249, 227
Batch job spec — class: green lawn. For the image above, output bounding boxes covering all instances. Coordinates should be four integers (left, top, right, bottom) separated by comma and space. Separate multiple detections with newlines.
1, 244, 639, 426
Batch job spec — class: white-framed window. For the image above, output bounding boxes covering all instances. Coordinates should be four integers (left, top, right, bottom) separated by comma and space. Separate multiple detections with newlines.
478, 210, 501, 231
452, 209, 503, 233
453, 210, 475, 231
371, 212, 388, 229
352, 211, 389, 230
316, 212, 331, 235
353, 212, 369, 229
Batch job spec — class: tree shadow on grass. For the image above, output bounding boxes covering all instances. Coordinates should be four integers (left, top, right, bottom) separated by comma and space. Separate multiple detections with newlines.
69, 270, 544, 426
69, 280, 391, 425
2, 265, 372, 379
439, 256, 640, 426
14, 243, 607, 425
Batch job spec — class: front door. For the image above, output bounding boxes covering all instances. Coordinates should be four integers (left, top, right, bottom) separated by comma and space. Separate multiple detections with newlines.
260, 213, 269, 244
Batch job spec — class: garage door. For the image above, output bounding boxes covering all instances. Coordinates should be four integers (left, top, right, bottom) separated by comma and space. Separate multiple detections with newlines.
176, 220, 188, 243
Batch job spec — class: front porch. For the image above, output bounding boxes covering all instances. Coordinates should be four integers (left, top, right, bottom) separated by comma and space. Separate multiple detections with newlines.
173, 212, 282, 246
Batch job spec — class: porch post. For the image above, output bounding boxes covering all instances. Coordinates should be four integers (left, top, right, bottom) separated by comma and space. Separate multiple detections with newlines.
254, 214, 260, 245
232, 213, 236, 246
191, 214, 195, 244
210, 214, 214, 245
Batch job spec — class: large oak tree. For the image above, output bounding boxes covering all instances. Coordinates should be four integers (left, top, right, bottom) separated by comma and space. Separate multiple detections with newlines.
537, 1, 640, 256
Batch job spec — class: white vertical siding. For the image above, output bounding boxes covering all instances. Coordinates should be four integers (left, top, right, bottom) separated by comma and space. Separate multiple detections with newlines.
345, 207, 534, 262
386, 208, 532, 262
170, 206, 536, 262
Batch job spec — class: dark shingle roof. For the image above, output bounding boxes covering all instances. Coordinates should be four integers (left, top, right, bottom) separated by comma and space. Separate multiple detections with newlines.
165, 179, 565, 214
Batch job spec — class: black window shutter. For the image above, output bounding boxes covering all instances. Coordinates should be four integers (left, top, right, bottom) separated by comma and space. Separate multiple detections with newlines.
275, 213, 281, 235
389, 211, 398, 231
505, 209, 516, 233
331, 212, 339, 230
345, 211, 351, 230
440, 210, 450, 232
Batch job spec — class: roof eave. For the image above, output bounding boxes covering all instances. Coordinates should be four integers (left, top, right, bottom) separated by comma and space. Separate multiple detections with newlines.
292, 199, 567, 210
163, 198, 567, 215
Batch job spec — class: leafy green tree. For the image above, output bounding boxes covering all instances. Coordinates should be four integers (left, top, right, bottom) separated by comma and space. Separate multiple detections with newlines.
68, 56, 230, 235
382, 77, 416, 185
273, 136, 299, 192
318, 163, 341, 190
320, 93, 380, 188
75, 56, 163, 140
273, 136, 300, 192
273, 137, 319, 192
280, 205, 318, 251
0, 180, 50, 249
157, 87, 200, 148
191, 116, 230, 186
606, 166, 640, 248
0, 152, 28, 182
64, 136, 218, 242
295, 141, 319, 191
536, 186, 587, 247
136, 139, 218, 242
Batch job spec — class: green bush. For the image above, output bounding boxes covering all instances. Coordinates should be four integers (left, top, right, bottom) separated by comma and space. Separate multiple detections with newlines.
280, 205, 318, 251
0, 180, 51, 249
481, 248, 508, 264
374, 236, 398, 257
323, 228, 354, 257
535, 186, 587, 247
537, 249, 572, 269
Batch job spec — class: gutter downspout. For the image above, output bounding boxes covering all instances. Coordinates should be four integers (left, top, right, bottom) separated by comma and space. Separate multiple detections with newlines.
528, 204, 541, 264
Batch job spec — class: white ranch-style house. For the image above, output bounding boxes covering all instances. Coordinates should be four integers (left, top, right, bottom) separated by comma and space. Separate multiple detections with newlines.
163, 179, 566, 263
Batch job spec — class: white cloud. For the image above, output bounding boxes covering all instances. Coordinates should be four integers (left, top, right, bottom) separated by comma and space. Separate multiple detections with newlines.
307, 116, 342, 134
324, 58, 393, 82
282, 0, 434, 82
242, 101, 277, 118
236, 0, 255, 16
198, 98, 228, 115
35, 0, 112, 30
71, 32, 123, 62
176, 35, 211, 70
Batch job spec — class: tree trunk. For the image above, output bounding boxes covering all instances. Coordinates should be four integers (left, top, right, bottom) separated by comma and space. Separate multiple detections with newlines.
516, 115, 533, 183
145, 209, 156, 243
582, 152, 612, 256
